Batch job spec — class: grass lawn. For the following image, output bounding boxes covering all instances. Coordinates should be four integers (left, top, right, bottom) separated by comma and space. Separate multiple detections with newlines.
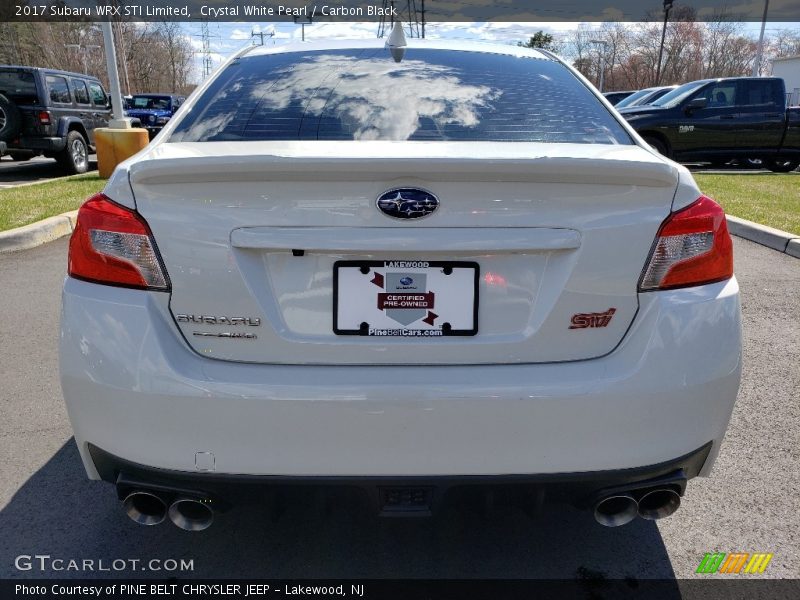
0, 174, 104, 232
1, 170, 797, 237
694, 172, 800, 236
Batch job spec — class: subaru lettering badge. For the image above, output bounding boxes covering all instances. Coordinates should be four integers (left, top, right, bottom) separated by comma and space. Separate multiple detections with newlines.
376, 188, 439, 220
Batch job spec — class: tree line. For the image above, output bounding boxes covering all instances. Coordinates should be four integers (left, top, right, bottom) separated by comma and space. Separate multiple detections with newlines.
520, 16, 800, 91
0, 20, 195, 95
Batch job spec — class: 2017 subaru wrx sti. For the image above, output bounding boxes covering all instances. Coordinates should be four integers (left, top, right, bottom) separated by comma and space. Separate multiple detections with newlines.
60, 35, 741, 531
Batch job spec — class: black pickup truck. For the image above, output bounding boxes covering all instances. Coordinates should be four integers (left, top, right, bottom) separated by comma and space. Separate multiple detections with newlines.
618, 77, 800, 172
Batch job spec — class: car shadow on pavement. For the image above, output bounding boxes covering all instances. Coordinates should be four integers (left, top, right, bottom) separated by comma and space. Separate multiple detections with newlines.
0, 439, 680, 594
0, 157, 97, 185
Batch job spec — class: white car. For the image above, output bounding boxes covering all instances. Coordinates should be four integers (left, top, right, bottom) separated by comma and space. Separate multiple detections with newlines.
60, 35, 741, 532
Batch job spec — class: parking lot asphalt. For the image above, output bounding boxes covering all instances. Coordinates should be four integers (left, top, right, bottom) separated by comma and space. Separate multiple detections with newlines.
0, 156, 97, 188
0, 236, 797, 582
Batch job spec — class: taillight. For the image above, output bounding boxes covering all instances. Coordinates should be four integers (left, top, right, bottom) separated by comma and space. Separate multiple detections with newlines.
639, 195, 733, 291
38, 111, 52, 125
68, 193, 169, 291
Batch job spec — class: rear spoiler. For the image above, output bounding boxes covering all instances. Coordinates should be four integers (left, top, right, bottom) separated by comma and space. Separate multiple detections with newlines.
128, 150, 679, 188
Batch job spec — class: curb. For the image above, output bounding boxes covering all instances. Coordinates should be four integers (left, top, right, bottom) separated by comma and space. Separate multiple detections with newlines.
726, 215, 800, 259
0, 169, 98, 190
0, 210, 78, 254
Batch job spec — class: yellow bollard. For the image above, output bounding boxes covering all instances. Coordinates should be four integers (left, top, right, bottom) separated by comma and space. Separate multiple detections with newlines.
95, 128, 150, 179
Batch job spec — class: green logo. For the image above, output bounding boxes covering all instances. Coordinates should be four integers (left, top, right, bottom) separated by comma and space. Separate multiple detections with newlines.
696, 552, 773, 574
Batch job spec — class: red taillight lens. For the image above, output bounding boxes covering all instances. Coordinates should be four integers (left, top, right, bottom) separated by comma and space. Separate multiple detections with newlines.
38, 111, 51, 125
639, 195, 733, 291
68, 194, 169, 291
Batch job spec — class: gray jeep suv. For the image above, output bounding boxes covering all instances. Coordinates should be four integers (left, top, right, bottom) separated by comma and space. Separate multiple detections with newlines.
0, 66, 111, 174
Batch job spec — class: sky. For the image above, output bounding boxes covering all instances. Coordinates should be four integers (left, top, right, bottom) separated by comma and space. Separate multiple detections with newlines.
183, 21, 800, 82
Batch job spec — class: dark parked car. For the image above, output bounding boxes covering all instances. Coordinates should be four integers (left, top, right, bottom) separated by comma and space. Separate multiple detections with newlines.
614, 85, 677, 109
124, 94, 185, 138
603, 90, 636, 105
0, 65, 110, 173
619, 77, 800, 172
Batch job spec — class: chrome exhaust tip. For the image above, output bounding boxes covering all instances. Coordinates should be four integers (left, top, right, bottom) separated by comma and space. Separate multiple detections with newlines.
638, 488, 681, 520
123, 491, 167, 526
168, 498, 214, 531
593, 494, 639, 527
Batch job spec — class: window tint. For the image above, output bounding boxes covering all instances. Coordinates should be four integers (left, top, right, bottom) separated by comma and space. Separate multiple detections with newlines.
72, 79, 90, 105
88, 82, 106, 106
132, 95, 172, 110
740, 80, 781, 106
615, 88, 653, 109
171, 49, 631, 144
698, 83, 736, 107
0, 69, 38, 104
46, 75, 71, 104
652, 81, 708, 108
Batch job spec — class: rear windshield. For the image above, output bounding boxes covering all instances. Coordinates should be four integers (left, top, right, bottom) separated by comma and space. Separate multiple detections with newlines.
171, 48, 632, 144
0, 69, 39, 105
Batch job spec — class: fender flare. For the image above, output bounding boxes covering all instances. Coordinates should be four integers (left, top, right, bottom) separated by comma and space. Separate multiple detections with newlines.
56, 116, 89, 142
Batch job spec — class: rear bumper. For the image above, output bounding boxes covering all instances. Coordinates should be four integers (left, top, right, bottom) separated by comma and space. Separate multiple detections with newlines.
15, 136, 65, 152
60, 277, 741, 479
92, 442, 712, 515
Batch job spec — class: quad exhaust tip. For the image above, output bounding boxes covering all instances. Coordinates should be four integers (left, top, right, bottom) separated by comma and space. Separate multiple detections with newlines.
593, 487, 682, 526
168, 498, 214, 531
637, 488, 681, 521
594, 494, 638, 527
123, 491, 167, 526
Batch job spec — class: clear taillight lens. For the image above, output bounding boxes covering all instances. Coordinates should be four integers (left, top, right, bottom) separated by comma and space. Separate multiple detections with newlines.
639, 195, 733, 291
68, 193, 169, 290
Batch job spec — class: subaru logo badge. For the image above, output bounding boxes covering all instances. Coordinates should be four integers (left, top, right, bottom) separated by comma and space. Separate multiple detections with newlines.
376, 188, 439, 220
400, 277, 413, 286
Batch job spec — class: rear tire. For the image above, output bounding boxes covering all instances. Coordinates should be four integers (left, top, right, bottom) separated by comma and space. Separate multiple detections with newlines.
742, 158, 763, 169
0, 93, 22, 142
643, 136, 669, 158
56, 131, 89, 174
764, 158, 799, 173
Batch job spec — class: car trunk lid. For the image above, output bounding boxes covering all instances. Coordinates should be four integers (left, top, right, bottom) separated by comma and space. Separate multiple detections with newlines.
128, 141, 678, 365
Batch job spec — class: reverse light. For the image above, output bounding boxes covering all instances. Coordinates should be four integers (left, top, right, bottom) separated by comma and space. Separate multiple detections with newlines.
639, 195, 733, 291
68, 194, 169, 290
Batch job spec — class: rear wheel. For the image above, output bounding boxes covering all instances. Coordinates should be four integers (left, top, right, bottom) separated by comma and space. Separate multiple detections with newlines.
56, 131, 89, 174
764, 158, 799, 173
642, 136, 669, 158
742, 158, 763, 169
0, 93, 22, 142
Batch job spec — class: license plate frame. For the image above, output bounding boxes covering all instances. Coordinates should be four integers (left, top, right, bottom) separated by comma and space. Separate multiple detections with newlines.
333, 260, 479, 337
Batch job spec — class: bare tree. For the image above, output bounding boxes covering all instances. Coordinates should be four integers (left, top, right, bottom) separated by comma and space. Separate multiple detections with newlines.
0, 18, 195, 95
556, 17, 793, 92
563, 23, 600, 83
